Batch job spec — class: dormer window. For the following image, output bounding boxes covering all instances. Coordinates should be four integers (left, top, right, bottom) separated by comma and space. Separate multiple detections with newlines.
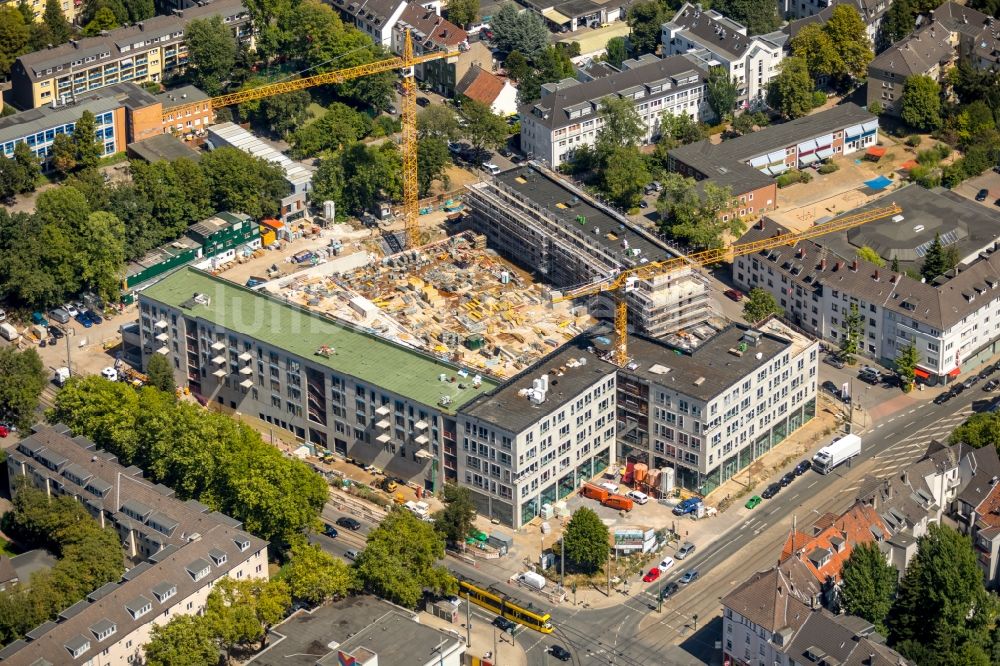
152, 582, 177, 602
65, 635, 90, 659
126, 595, 153, 620
209, 548, 228, 566
186, 558, 211, 582
90, 619, 117, 641
234, 537, 251, 552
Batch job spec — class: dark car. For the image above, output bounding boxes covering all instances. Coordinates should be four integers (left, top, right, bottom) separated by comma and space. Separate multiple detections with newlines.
49, 326, 64, 339
336, 516, 362, 531
823, 355, 846, 369
858, 372, 880, 385
779, 472, 796, 487
416, 96, 430, 107
761, 482, 781, 499
794, 460, 812, 475
965, 376, 979, 389
511, 154, 524, 164
322, 523, 338, 538
660, 581, 680, 600
75, 312, 93, 328
498, 147, 512, 158
985, 379, 1000, 391
821, 380, 839, 396
549, 645, 571, 661
85, 309, 103, 324
724, 288, 744, 302
933, 392, 951, 405
679, 569, 700, 584
976, 188, 990, 202
493, 616, 515, 633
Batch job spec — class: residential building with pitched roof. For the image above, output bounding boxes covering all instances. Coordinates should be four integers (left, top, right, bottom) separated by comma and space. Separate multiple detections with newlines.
391, 4, 467, 96
1, 424, 268, 666
867, 19, 957, 116
456, 65, 518, 116
328, 0, 442, 48
519, 54, 713, 166
661, 3, 785, 107
783, 0, 890, 47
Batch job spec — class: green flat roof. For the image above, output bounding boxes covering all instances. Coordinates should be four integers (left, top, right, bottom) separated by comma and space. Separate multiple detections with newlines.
141, 268, 499, 413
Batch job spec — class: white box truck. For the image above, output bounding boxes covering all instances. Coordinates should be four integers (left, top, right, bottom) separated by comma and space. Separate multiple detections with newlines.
0, 322, 19, 342
812, 434, 862, 474
517, 571, 546, 591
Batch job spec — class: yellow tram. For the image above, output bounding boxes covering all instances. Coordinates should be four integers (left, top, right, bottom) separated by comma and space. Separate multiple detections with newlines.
457, 580, 554, 634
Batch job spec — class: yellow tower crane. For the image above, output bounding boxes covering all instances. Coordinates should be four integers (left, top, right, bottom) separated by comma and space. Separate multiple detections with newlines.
553, 203, 903, 367
163, 32, 457, 249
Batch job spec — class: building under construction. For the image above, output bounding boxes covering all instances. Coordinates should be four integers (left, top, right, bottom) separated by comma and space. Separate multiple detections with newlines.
464, 164, 712, 338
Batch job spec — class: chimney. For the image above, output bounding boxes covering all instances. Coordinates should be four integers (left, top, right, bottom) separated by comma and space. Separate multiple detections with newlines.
851, 260, 859, 272
901, 470, 908, 485
834, 261, 844, 271
797, 247, 806, 258
820, 258, 827, 270
873, 270, 880, 281
890, 273, 899, 283
757, 219, 765, 230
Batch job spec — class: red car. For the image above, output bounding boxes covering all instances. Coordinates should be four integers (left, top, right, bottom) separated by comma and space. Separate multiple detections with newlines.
0, 425, 9, 438
642, 567, 662, 583
724, 289, 744, 301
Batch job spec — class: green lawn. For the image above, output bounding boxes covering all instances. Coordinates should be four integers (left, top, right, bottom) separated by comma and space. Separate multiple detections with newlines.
303, 102, 327, 126
0, 535, 19, 557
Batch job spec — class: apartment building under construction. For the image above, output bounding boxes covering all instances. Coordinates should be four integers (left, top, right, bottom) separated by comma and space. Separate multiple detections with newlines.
464, 165, 712, 338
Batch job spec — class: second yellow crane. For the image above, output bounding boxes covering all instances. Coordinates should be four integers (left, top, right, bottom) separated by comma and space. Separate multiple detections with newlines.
164, 31, 457, 249
553, 203, 903, 367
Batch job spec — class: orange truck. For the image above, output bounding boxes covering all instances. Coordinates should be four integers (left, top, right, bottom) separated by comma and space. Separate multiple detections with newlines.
603, 494, 634, 511
581, 483, 610, 502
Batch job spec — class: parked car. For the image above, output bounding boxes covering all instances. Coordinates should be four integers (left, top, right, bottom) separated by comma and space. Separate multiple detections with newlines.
723, 289, 744, 301
101, 367, 118, 382
643, 567, 662, 583
672, 498, 702, 515
823, 355, 846, 369
49, 326, 64, 340
493, 616, 516, 633
0, 425, 9, 438
638, 199, 648, 209
75, 312, 93, 328
761, 482, 781, 499
63, 302, 79, 317
794, 460, 812, 475
344, 549, 359, 560
626, 490, 649, 504
498, 147, 512, 158
85, 309, 103, 325
675, 542, 696, 560
821, 380, 840, 396
780, 471, 796, 487
933, 391, 952, 405
336, 516, 362, 530
745, 495, 762, 509
985, 379, 1000, 391
416, 96, 430, 107
549, 645, 571, 662
322, 523, 338, 538
976, 188, 990, 202
31, 312, 48, 327
510, 154, 525, 164
858, 370, 880, 385
679, 570, 700, 584
658, 556, 675, 572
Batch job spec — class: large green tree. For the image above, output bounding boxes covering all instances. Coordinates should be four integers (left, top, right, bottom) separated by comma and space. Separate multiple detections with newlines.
354, 507, 456, 608
146, 353, 176, 394
42, 0, 71, 45
50, 133, 78, 177
595, 96, 646, 156
713, 0, 779, 35
563, 507, 608, 573
767, 57, 817, 119
790, 23, 840, 81
447, 0, 479, 26
626, 0, 668, 55
185, 16, 238, 95
461, 99, 509, 152
417, 105, 461, 141
0, 7, 30, 78
949, 412, 1000, 449
144, 615, 218, 666
840, 541, 897, 634
838, 302, 864, 362
706, 66, 738, 121
894, 340, 920, 389
822, 5, 873, 81
417, 136, 451, 196
200, 147, 288, 219
72, 110, 103, 172
0, 347, 46, 430
920, 232, 958, 282
742, 287, 783, 323
656, 173, 744, 250
888, 524, 994, 665
282, 542, 356, 605
434, 483, 478, 546
289, 102, 372, 158
605, 36, 627, 69
901, 74, 942, 132
205, 577, 290, 657
601, 146, 650, 209
491, 2, 548, 57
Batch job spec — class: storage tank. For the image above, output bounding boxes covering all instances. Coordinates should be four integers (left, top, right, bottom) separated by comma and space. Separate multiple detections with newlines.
634, 463, 648, 484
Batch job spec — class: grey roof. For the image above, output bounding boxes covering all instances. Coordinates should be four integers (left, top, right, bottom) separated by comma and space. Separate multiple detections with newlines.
955, 445, 1000, 506
783, 609, 909, 666
127, 133, 203, 164
16, 0, 248, 80
328, 0, 404, 24
577, 60, 619, 81
155, 84, 209, 109
490, 166, 672, 266
670, 103, 876, 172
187, 211, 252, 239
618, 323, 795, 402
0, 91, 125, 145
8, 550, 57, 583
325, 611, 463, 666
736, 188, 1000, 331
460, 339, 617, 433
868, 20, 954, 77
249, 597, 419, 666
663, 3, 758, 60
933, 1, 994, 39
722, 557, 820, 632
522, 54, 708, 132
124, 595, 152, 615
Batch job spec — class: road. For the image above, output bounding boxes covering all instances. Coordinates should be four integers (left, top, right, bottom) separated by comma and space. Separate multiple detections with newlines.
312, 386, 986, 665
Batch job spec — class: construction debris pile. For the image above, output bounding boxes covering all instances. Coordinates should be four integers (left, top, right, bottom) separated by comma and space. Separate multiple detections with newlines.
277, 232, 593, 377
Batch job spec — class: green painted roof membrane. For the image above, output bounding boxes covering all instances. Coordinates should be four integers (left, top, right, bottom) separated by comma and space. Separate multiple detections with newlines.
142, 268, 499, 413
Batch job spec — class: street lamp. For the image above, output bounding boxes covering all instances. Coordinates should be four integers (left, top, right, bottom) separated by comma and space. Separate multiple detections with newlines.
693, 613, 699, 632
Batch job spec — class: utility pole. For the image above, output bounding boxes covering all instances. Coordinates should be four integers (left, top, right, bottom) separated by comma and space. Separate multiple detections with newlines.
560, 537, 565, 589
657, 579, 663, 613
64, 327, 73, 376
465, 596, 471, 647
606, 553, 610, 596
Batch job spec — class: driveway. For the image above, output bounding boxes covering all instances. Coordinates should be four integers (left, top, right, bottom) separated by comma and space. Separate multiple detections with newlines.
953, 169, 1000, 208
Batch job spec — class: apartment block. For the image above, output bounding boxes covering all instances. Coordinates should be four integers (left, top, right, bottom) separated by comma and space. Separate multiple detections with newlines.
614, 319, 819, 495
519, 54, 712, 167
947, 443, 1000, 587
156, 85, 214, 135
466, 165, 712, 339
4, 0, 81, 26
732, 186, 1000, 383
9, 0, 250, 110
783, 0, 888, 48
867, 20, 956, 115
390, 4, 466, 96
0, 424, 268, 666
661, 3, 784, 106
136, 267, 500, 493
457, 342, 618, 527
328, 0, 441, 48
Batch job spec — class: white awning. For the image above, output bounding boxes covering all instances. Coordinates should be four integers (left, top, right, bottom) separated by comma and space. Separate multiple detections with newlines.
797, 139, 817, 153
155, 346, 169, 355
210, 341, 225, 351
799, 153, 819, 166
748, 155, 769, 168
845, 123, 864, 138
211, 355, 225, 365
817, 148, 835, 159
239, 365, 253, 375
862, 120, 878, 133
541, 7, 570, 24
375, 405, 391, 416
240, 378, 254, 388
414, 420, 428, 431
154, 332, 169, 342
238, 352, 252, 361
415, 434, 429, 445
766, 150, 786, 163
153, 320, 168, 330
375, 419, 391, 429
815, 133, 834, 148
768, 163, 790, 175
212, 368, 227, 378
376, 433, 391, 443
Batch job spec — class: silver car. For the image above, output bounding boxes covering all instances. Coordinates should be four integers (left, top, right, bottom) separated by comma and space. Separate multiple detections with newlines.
676, 541, 696, 559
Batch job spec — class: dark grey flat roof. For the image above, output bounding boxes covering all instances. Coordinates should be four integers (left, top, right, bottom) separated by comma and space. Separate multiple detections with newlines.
493, 166, 672, 266
128, 133, 203, 164
614, 323, 794, 401
326, 611, 463, 666
461, 339, 617, 433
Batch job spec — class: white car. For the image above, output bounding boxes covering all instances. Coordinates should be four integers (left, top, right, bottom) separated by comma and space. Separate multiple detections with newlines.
626, 490, 649, 504
600, 482, 620, 494
63, 303, 79, 317
101, 367, 118, 382
658, 556, 675, 572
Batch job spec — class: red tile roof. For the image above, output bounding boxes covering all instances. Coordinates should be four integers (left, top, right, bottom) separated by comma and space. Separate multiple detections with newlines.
780, 503, 888, 583
975, 483, 1000, 529
399, 5, 466, 48
456, 65, 508, 106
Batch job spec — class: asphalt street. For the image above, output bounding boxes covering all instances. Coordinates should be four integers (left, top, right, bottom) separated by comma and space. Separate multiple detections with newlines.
312, 385, 990, 666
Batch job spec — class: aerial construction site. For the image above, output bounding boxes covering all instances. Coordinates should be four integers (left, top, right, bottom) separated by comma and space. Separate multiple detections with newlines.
269, 231, 592, 378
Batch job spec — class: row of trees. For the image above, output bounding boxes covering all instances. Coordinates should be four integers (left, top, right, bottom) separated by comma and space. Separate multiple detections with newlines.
0, 484, 126, 647
0, 347, 47, 430
0, 142, 41, 202
49, 377, 329, 550
839, 524, 1000, 665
